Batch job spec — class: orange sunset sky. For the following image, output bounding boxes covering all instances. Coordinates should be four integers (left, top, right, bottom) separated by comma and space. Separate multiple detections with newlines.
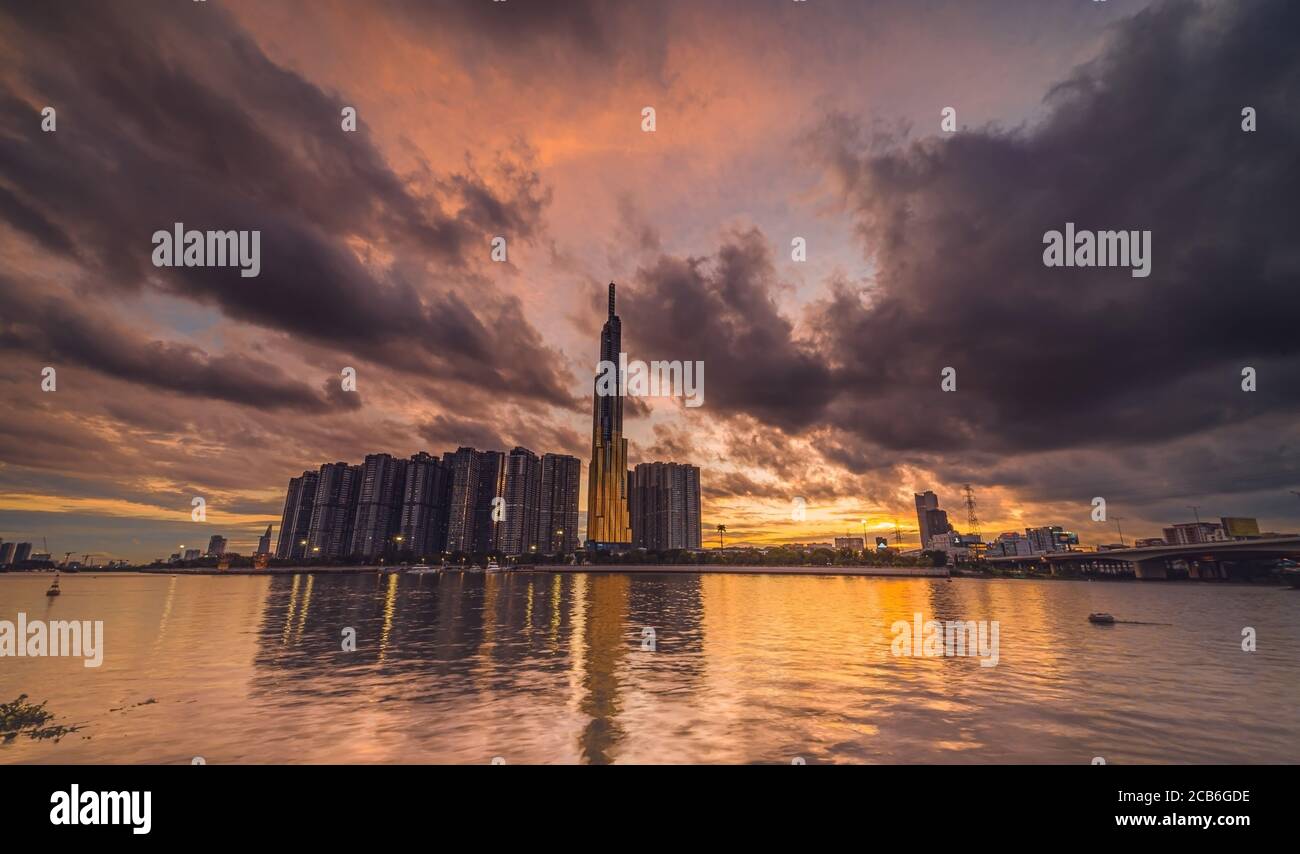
2, 0, 1298, 561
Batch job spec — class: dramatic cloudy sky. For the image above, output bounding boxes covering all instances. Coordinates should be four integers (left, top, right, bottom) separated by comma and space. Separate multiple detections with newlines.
1, 0, 1297, 561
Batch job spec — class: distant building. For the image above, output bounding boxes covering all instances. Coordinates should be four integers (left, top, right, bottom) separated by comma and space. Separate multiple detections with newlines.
0, 542, 15, 565
987, 532, 1034, 557
1135, 537, 1165, 548
629, 462, 703, 551
834, 537, 865, 551
1162, 522, 1226, 545
538, 453, 581, 554
914, 491, 943, 548
308, 462, 362, 560
350, 453, 409, 559
1097, 543, 1128, 552
496, 447, 541, 555
400, 452, 451, 559
206, 535, 228, 557
442, 447, 482, 554
256, 525, 273, 557
927, 531, 976, 560
1220, 517, 1261, 539
276, 470, 318, 560
1026, 526, 1078, 553
183, 548, 201, 561
13, 542, 32, 563
473, 450, 507, 553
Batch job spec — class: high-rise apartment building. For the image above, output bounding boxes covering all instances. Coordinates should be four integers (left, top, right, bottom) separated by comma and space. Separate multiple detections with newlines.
349, 453, 409, 559
275, 470, 318, 559
400, 452, 451, 558
629, 461, 702, 551
496, 446, 541, 555
538, 453, 581, 553
474, 450, 506, 553
442, 447, 481, 554
308, 462, 361, 560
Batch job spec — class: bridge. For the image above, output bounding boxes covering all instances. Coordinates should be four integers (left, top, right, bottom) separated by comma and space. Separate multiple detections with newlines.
983, 536, 1300, 580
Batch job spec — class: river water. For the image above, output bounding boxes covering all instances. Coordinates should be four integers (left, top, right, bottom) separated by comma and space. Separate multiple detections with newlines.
1, 571, 1296, 764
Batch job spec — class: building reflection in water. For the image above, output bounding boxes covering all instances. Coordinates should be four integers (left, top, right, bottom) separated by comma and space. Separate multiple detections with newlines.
251, 570, 707, 763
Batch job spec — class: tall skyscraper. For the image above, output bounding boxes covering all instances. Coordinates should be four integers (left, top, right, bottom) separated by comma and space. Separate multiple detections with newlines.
629, 462, 702, 550
14, 542, 33, 563
308, 462, 361, 560
587, 282, 632, 546
400, 452, 451, 559
206, 535, 228, 557
349, 453, 409, 559
496, 446, 541, 555
0, 542, 15, 565
539, 453, 581, 553
473, 450, 506, 553
442, 447, 481, 554
276, 470, 318, 559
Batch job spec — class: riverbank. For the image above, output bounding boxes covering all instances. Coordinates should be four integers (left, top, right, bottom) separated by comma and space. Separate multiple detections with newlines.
542, 564, 950, 578
13, 564, 951, 579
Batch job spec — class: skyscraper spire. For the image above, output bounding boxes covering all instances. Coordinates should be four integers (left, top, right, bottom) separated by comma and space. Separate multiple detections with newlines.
608, 281, 616, 318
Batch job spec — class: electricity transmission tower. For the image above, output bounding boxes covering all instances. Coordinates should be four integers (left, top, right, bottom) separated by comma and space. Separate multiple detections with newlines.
962, 484, 981, 540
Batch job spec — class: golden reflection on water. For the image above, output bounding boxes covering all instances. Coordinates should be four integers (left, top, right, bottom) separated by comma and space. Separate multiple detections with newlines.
1, 571, 1297, 764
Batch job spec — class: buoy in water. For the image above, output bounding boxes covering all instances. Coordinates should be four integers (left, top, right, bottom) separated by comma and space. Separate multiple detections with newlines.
1088, 612, 1115, 625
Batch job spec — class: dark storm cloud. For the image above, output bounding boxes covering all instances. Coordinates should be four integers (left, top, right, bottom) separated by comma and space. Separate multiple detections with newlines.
0, 284, 345, 412
623, 0, 1299, 479
419, 415, 506, 453
0, 0, 571, 406
805, 0, 1300, 455
623, 227, 838, 431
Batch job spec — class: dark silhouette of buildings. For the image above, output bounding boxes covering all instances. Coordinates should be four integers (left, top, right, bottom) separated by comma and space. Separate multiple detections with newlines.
274, 444, 582, 560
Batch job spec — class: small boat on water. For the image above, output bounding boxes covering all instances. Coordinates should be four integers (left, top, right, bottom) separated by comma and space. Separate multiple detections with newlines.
46, 573, 61, 597
406, 564, 442, 575
484, 559, 503, 572
1277, 560, 1300, 589
1088, 612, 1115, 625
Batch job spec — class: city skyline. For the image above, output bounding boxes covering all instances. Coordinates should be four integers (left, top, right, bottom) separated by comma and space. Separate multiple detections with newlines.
2, 1, 1299, 563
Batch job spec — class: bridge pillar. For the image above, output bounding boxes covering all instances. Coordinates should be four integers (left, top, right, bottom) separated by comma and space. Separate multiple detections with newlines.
1133, 558, 1167, 580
